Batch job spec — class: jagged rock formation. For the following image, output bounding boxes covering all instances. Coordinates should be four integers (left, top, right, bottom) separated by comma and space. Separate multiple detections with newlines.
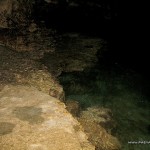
79, 107, 121, 150
0, 0, 34, 29
41, 33, 104, 76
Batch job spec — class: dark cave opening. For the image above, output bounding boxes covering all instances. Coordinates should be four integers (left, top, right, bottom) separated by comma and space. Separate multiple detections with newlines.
31, 0, 149, 78
32, 0, 118, 35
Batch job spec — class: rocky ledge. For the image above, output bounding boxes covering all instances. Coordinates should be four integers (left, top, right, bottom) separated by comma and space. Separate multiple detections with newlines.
0, 85, 94, 150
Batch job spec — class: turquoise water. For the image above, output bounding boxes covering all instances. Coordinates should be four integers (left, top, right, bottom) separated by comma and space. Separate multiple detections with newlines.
59, 66, 150, 150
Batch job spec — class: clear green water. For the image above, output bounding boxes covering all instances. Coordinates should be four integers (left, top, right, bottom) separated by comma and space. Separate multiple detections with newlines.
59, 66, 150, 150
41, 32, 150, 149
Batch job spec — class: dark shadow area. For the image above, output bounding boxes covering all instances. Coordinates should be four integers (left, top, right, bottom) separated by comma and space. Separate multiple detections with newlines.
32, 0, 149, 79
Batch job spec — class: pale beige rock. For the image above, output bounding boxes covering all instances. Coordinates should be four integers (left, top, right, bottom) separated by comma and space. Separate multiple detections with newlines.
0, 85, 95, 150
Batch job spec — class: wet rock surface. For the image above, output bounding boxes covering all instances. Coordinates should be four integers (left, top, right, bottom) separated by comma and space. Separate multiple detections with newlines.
65, 100, 81, 117
0, 85, 95, 150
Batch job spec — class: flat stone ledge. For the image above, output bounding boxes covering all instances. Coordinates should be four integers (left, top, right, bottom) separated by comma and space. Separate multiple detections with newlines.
0, 85, 94, 150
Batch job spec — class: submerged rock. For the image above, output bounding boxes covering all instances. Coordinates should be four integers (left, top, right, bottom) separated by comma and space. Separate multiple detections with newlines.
65, 100, 81, 117
79, 119, 121, 150
80, 107, 117, 134
0, 85, 95, 150
79, 106, 121, 150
